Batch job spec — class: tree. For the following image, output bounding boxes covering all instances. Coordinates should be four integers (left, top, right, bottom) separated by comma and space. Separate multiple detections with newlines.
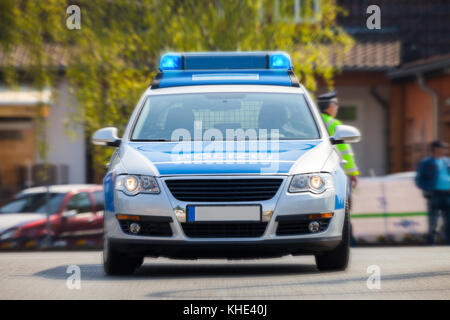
0, 0, 352, 181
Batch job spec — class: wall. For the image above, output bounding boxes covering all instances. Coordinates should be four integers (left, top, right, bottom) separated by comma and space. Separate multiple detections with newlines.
321, 71, 390, 177
336, 85, 389, 176
429, 74, 450, 144
389, 73, 450, 172
36, 79, 86, 184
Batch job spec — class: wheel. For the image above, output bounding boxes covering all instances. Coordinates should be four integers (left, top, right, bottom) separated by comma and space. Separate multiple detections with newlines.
315, 202, 350, 271
103, 239, 143, 275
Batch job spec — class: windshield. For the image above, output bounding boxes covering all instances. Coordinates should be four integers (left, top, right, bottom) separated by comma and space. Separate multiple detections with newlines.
0, 193, 65, 214
131, 92, 319, 141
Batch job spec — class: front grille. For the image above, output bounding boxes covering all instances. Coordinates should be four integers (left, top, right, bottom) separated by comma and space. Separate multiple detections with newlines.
119, 220, 172, 237
276, 218, 331, 236
181, 222, 267, 238
165, 178, 283, 202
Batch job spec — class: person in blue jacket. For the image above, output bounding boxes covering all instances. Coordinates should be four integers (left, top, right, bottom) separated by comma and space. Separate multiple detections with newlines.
415, 140, 450, 244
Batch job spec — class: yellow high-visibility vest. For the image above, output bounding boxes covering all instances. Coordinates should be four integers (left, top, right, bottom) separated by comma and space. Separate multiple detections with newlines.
322, 113, 360, 176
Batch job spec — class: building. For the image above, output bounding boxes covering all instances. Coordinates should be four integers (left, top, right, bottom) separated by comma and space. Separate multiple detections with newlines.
322, 41, 400, 176
320, 0, 450, 175
0, 79, 86, 202
388, 54, 450, 172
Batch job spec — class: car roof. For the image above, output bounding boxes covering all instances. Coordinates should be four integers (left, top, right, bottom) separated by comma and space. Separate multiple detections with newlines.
18, 184, 103, 195
146, 84, 305, 96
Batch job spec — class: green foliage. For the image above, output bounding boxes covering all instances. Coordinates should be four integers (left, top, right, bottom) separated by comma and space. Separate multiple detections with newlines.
0, 0, 352, 180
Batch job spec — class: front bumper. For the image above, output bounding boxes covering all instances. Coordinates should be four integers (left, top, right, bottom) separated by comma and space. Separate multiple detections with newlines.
108, 236, 341, 259
105, 175, 346, 258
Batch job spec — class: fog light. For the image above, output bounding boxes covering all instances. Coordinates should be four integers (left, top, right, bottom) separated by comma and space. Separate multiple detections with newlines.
308, 221, 320, 233
129, 222, 141, 234
262, 210, 273, 222
174, 207, 186, 223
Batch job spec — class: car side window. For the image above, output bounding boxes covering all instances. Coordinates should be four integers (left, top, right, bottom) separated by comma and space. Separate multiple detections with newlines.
92, 191, 105, 212
66, 192, 92, 214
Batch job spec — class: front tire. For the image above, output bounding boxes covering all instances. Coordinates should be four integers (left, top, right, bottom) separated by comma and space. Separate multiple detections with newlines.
315, 203, 350, 271
103, 240, 143, 275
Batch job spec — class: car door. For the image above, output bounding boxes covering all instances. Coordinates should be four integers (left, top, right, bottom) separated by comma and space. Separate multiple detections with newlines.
91, 190, 105, 231
59, 192, 99, 238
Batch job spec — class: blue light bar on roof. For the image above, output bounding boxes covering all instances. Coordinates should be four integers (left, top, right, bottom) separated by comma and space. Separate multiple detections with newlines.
269, 52, 293, 70
153, 51, 299, 89
158, 51, 293, 71
184, 52, 267, 70
159, 53, 182, 71
156, 70, 293, 88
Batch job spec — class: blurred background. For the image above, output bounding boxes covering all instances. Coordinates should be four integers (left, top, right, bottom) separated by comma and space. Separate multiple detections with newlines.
0, 0, 449, 248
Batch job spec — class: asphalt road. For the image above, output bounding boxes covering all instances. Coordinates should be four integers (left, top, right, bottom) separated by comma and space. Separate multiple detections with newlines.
0, 247, 449, 299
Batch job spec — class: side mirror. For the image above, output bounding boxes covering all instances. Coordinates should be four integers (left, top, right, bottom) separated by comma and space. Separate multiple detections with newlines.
330, 125, 361, 145
62, 209, 77, 219
92, 127, 121, 147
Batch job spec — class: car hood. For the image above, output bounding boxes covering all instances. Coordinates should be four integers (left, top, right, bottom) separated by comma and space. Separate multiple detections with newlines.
122, 140, 329, 175
0, 214, 47, 234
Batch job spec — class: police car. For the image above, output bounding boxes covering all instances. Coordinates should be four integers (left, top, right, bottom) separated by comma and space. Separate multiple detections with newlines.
93, 52, 361, 275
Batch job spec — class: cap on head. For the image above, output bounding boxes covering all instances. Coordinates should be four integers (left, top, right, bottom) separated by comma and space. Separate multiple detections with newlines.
431, 140, 448, 150
317, 90, 338, 112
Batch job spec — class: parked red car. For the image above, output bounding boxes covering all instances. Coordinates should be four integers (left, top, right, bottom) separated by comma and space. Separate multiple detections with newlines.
0, 184, 104, 249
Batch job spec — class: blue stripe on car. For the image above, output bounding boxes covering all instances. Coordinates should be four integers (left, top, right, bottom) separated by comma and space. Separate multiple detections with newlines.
131, 141, 320, 175
104, 172, 115, 212
333, 169, 347, 210
155, 161, 295, 175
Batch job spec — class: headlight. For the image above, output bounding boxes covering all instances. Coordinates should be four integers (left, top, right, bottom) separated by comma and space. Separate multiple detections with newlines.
288, 173, 332, 194
115, 175, 160, 196
0, 228, 19, 241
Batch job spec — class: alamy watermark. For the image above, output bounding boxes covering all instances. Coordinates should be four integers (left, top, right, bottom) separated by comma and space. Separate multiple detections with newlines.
66, 5, 81, 30
366, 5, 381, 30
66, 265, 81, 290
366, 265, 381, 290
169, 121, 281, 173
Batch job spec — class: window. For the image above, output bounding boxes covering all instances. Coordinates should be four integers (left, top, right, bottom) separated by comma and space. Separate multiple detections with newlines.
66, 193, 92, 214
132, 92, 320, 141
337, 106, 358, 122
0, 193, 65, 214
0, 130, 23, 140
274, 0, 322, 23
92, 191, 105, 211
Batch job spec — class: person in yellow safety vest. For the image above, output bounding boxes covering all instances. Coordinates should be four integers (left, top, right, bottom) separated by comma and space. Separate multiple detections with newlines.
318, 90, 360, 189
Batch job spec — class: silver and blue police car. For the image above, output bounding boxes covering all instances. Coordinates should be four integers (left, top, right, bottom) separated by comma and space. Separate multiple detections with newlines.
93, 52, 361, 275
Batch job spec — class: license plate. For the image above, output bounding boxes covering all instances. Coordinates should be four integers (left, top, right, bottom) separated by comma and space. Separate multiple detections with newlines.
187, 205, 261, 222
